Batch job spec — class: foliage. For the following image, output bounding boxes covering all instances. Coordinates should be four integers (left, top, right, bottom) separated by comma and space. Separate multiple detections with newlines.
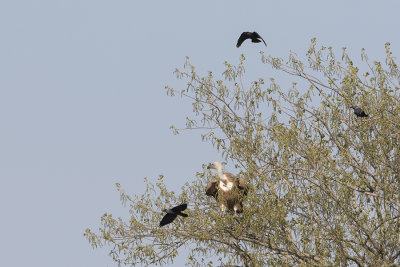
85, 39, 400, 266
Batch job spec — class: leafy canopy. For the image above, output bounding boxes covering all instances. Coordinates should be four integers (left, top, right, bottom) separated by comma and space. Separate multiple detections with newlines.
85, 39, 400, 267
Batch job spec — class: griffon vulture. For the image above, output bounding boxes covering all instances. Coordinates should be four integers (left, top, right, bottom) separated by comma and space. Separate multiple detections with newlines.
236, 32, 267, 48
159, 203, 188, 227
205, 162, 248, 213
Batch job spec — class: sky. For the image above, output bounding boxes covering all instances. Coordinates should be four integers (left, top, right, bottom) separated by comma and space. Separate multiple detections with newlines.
0, 1, 399, 266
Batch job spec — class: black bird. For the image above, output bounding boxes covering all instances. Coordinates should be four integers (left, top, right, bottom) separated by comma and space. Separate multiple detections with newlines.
159, 203, 188, 227
350, 105, 368, 118
236, 32, 267, 48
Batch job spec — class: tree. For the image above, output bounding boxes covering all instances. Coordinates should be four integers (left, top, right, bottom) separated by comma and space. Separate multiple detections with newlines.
85, 39, 400, 266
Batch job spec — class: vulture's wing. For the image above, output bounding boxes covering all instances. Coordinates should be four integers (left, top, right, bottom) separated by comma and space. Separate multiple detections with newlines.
238, 177, 249, 195
159, 213, 177, 227
205, 181, 219, 197
171, 203, 187, 212
236, 32, 250, 48
253, 32, 267, 47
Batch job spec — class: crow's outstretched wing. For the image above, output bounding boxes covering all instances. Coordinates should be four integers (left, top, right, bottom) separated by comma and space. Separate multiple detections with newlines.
159, 213, 177, 227
236, 32, 251, 48
171, 203, 187, 213
253, 32, 267, 47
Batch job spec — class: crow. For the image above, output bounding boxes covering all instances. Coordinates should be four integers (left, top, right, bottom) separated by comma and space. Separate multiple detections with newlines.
159, 204, 188, 227
236, 32, 267, 48
350, 105, 369, 117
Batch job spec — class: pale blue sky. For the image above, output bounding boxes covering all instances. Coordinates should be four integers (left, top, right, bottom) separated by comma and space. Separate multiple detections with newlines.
0, 1, 399, 266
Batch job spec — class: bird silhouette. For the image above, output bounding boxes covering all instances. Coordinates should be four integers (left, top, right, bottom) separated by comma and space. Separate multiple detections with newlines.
159, 203, 188, 227
350, 105, 368, 117
236, 32, 267, 48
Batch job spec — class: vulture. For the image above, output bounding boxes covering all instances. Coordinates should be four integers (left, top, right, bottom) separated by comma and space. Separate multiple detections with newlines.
205, 162, 249, 213
236, 31, 267, 48
159, 203, 188, 227
350, 105, 369, 117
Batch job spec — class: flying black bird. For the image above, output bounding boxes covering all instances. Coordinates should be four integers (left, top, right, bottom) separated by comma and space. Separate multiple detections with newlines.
236, 32, 267, 48
159, 203, 188, 227
350, 105, 369, 118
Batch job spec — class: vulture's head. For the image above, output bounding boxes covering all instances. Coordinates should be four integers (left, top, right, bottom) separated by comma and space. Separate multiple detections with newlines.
207, 162, 222, 170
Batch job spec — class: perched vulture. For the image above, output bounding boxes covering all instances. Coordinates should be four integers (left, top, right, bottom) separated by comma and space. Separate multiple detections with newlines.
159, 203, 188, 227
236, 31, 267, 48
205, 162, 249, 213
350, 105, 368, 117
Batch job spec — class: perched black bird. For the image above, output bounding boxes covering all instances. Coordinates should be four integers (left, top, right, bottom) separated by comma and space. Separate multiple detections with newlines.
236, 32, 267, 48
159, 203, 188, 227
350, 105, 369, 118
